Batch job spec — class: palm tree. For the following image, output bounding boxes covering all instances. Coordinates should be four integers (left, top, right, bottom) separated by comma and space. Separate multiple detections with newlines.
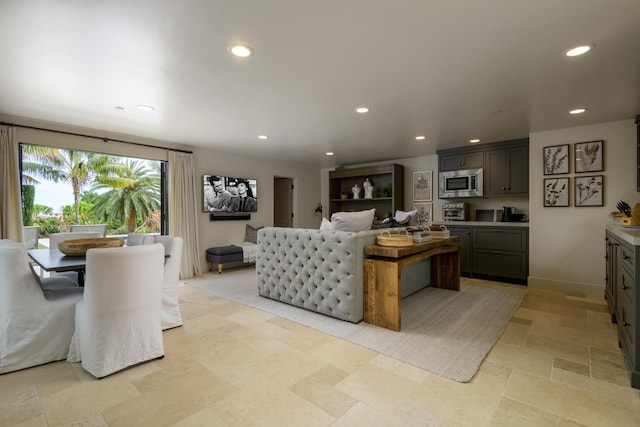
90, 160, 161, 233
21, 145, 113, 222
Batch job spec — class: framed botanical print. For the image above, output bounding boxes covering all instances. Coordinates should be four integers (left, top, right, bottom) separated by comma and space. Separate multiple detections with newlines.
575, 175, 604, 207
413, 171, 433, 201
413, 202, 433, 227
543, 144, 570, 175
574, 140, 604, 173
544, 177, 570, 207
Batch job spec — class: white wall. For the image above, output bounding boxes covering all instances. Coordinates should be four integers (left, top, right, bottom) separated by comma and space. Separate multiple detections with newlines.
528, 119, 637, 296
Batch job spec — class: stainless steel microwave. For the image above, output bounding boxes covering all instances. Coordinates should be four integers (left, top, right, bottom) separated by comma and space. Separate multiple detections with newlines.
438, 168, 484, 198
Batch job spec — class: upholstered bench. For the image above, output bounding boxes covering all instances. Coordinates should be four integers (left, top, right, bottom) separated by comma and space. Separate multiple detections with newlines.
206, 245, 244, 274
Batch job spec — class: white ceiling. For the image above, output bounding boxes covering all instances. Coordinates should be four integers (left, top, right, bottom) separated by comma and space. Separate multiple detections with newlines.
1, 1, 639, 167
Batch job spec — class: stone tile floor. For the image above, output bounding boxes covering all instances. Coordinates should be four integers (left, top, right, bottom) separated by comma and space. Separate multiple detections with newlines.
1, 274, 639, 426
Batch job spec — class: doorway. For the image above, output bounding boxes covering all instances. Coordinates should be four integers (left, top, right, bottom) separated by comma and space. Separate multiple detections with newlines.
273, 177, 293, 227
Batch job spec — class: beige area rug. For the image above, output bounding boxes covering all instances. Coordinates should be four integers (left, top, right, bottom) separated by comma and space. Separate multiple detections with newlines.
186, 269, 525, 382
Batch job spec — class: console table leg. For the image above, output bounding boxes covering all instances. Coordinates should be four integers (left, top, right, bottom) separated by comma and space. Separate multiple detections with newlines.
363, 259, 401, 331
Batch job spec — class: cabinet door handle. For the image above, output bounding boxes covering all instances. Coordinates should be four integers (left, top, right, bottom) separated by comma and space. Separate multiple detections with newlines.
492, 251, 504, 255
491, 229, 505, 232
623, 321, 630, 327
623, 254, 631, 260
622, 284, 629, 290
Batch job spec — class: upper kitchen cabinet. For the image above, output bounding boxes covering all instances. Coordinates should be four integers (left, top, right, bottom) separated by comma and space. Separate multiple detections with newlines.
484, 139, 529, 196
438, 150, 484, 171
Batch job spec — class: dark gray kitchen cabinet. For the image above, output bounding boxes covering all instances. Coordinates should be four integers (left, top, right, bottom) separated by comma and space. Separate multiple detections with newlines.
484, 141, 529, 196
471, 227, 528, 281
438, 150, 484, 171
604, 226, 640, 389
605, 231, 620, 321
444, 225, 472, 274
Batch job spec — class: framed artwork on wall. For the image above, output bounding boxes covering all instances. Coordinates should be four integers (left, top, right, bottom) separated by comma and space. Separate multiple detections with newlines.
544, 177, 570, 207
413, 171, 433, 201
543, 144, 570, 175
413, 202, 432, 227
574, 140, 604, 173
575, 175, 604, 207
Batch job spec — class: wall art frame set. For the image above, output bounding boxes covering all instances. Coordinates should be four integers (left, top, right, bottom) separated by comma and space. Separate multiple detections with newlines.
543, 140, 604, 207
412, 171, 433, 225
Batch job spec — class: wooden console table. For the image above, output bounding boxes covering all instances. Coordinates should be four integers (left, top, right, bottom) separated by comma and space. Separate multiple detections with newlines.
363, 237, 460, 331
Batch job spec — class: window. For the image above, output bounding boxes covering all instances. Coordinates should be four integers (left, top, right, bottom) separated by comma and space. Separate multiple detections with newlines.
20, 143, 167, 236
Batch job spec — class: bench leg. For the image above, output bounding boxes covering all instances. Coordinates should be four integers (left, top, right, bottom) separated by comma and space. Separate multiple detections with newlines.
218, 264, 223, 274
207, 261, 212, 272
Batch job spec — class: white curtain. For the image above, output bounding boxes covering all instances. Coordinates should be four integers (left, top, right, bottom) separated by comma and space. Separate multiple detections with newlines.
0, 125, 23, 241
168, 151, 202, 278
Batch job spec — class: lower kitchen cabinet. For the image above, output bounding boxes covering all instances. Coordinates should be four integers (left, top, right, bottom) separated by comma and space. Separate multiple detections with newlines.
472, 227, 528, 281
444, 226, 472, 274
605, 225, 640, 389
437, 223, 528, 283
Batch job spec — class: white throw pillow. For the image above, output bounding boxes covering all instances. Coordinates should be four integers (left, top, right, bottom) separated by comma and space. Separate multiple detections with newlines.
330, 208, 376, 232
394, 209, 417, 223
319, 217, 332, 230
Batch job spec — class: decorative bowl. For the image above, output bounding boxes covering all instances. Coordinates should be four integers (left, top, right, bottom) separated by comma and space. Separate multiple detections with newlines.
58, 237, 124, 256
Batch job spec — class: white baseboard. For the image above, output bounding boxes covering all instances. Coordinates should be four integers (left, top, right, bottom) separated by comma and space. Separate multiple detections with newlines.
527, 276, 604, 298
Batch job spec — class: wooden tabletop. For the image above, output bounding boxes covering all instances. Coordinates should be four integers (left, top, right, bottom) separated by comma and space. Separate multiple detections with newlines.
364, 236, 460, 258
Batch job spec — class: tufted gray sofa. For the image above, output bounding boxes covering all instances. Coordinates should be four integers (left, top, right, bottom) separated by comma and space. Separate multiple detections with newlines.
256, 227, 400, 323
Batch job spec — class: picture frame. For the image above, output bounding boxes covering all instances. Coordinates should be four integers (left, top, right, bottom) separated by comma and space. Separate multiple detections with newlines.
413, 171, 433, 201
543, 144, 570, 175
575, 175, 604, 207
544, 177, 570, 207
574, 140, 604, 173
413, 202, 433, 226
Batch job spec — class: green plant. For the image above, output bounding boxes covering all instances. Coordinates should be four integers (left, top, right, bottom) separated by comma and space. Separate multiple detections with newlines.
378, 184, 392, 197
21, 184, 35, 225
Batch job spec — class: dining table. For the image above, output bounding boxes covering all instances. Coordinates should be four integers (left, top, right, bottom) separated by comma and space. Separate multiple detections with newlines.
28, 248, 88, 285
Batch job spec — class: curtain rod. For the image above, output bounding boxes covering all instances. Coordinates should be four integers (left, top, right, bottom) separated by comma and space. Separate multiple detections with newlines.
1, 121, 193, 154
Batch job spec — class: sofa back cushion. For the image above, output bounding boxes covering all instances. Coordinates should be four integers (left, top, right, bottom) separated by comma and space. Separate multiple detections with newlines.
330, 208, 375, 232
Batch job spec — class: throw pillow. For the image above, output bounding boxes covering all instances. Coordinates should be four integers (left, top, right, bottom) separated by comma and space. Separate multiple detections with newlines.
330, 208, 376, 232
394, 209, 417, 225
319, 217, 332, 230
245, 224, 263, 244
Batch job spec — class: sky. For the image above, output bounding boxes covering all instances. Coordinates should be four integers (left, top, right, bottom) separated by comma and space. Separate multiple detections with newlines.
32, 181, 76, 213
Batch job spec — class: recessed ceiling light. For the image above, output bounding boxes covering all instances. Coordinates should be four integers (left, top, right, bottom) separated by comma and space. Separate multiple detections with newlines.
326, 152, 334, 156
565, 44, 593, 57
136, 105, 155, 112
257, 135, 268, 140
355, 107, 369, 114
229, 44, 253, 58
415, 136, 426, 140
115, 106, 124, 110
569, 108, 587, 114
470, 139, 480, 143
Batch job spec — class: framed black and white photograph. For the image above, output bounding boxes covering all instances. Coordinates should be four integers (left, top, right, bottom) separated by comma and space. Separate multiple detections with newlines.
575, 175, 604, 207
544, 177, 570, 207
574, 140, 604, 173
543, 144, 570, 175
202, 174, 258, 213
413, 202, 433, 227
413, 171, 433, 201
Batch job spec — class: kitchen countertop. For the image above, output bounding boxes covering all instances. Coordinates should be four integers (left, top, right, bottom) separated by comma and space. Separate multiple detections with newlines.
606, 223, 640, 246
434, 221, 529, 227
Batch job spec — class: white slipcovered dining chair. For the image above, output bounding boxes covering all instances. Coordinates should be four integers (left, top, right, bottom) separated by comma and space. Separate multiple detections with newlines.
0, 240, 83, 374
154, 236, 184, 330
67, 243, 165, 378
69, 224, 108, 237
